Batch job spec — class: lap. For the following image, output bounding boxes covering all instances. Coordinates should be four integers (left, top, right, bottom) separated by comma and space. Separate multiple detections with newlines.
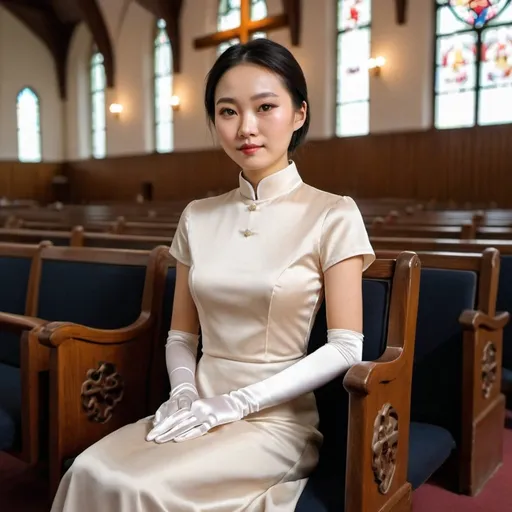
73, 417, 319, 486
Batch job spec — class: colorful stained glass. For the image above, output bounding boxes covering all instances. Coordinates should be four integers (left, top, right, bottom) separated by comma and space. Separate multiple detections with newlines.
447, 0, 511, 29
436, 33, 478, 93
17, 87, 42, 163
480, 26, 512, 85
90, 50, 106, 159
154, 19, 173, 153
336, 0, 371, 137
435, 0, 512, 128
338, 0, 371, 31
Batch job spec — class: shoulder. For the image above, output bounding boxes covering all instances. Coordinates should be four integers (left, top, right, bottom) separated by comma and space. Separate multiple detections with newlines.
301, 184, 361, 219
180, 189, 238, 219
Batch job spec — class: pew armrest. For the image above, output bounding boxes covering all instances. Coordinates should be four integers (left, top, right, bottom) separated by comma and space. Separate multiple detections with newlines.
38, 312, 152, 347
459, 310, 510, 331
0, 311, 46, 332
343, 345, 404, 395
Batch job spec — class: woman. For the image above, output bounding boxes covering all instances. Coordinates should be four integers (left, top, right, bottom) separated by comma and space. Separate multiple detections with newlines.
51, 38, 375, 511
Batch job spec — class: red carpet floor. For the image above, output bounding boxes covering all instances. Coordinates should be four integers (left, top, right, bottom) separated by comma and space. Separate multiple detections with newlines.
1, 414, 511, 511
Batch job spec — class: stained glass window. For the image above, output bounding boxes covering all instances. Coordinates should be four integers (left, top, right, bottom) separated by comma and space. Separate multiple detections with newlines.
217, 0, 268, 56
435, 0, 512, 129
336, 0, 372, 137
90, 50, 106, 158
154, 19, 173, 153
17, 87, 42, 163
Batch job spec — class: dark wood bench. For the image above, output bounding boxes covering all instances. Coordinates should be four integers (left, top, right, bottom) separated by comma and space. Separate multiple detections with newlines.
146, 251, 422, 512
376, 249, 509, 496
0, 244, 169, 479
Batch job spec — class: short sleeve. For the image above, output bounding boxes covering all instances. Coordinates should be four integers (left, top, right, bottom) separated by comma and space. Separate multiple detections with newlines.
169, 201, 195, 266
319, 197, 375, 273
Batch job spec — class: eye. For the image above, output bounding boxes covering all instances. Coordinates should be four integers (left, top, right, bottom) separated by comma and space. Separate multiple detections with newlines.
259, 104, 276, 112
219, 108, 236, 117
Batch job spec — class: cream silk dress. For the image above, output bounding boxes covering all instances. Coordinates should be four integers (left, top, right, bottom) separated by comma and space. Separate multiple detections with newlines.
50, 161, 375, 512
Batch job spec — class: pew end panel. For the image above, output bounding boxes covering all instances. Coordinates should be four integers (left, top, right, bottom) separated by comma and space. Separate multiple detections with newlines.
39, 318, 156, 497
344, 253, 421, 512
459, 309, 510, 495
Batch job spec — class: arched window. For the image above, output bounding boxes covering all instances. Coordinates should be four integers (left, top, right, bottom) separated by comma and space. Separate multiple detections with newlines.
90, 49, 106, 158
435, 0, 512, 129
217, 0, 268, 55
336, 0, 372, 137
154, 18, 173, 153
16, 87, 42, 162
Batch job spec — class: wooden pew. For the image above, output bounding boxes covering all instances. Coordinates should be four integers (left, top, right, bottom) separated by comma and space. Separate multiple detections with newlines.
38, 252, 421, 511
145, 251, 422, 512
376, 249, 509, 496
371, 237, 512, 407
0, 244, 169, 475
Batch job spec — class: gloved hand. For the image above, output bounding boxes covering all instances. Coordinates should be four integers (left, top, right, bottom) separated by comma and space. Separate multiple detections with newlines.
146, 329, 199, 442
150, 328, 364, 444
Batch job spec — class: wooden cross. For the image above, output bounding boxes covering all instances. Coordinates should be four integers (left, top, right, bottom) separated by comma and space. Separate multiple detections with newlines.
194, 0, 301, 49
395, 0, 408, 25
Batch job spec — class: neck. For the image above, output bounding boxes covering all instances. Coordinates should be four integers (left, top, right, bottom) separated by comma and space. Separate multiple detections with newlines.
242, 154, 290, 192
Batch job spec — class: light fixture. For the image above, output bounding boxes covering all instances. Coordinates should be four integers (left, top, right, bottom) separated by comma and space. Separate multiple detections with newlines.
368, 56, 386, 77
170, 95, 180, 111
109, 102, 123, 118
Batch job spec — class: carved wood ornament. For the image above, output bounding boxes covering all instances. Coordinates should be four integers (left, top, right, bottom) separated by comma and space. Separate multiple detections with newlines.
81, 362, 124, 423
372, 403, 399, 494
481, 341, 497, 399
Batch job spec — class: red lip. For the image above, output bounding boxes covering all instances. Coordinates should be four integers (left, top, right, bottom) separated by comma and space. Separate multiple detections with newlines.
238, 144, 263, 155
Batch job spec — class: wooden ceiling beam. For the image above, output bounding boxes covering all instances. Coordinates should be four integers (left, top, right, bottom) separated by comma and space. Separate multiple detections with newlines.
136, 0, 183, 73
76, 0, 115, 88
0, 1, 75, 99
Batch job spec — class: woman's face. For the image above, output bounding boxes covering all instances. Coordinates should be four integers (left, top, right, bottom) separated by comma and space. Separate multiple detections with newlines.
213, 63, 306, 177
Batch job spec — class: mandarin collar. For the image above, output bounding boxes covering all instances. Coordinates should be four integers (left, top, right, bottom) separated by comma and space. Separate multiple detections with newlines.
238, 161, 302, 201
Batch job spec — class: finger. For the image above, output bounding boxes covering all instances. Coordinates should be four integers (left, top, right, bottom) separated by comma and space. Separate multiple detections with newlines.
146, 409, 192, 441
173, 425, 209, 443
155, 417, 202, 444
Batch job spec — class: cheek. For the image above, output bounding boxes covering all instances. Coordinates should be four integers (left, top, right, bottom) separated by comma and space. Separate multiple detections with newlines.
214, 120, 235, 145
264, 109, 296, 135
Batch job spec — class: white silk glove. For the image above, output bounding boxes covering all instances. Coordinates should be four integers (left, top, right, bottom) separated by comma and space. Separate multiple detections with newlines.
146, 329, 199, 442
150, 328, 363, 443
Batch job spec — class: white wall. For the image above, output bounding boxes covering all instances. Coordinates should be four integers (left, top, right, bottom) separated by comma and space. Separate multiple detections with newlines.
0, 0, 436, 161
0, 6, 64, 161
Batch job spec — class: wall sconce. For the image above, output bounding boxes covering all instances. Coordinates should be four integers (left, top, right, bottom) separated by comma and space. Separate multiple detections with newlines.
109, 102, 123, 119
368, 56, 386, 77
170, 95, 180, 111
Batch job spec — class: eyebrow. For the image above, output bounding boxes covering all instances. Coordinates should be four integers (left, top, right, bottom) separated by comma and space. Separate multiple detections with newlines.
216, 92, 279, 105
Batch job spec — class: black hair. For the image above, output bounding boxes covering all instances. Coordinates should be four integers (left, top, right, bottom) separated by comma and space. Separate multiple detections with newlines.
204, 38, 310, 153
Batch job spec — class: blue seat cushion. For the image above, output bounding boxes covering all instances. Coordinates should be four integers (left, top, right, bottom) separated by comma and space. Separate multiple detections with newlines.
498, 256, 512, 370
407, 422, 455, 490
411, 269, 476, 442
0, 362, 21, 451
0, 255, 32, 366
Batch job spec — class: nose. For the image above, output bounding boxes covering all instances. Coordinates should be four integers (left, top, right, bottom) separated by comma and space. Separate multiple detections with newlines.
237, 111, 258, 139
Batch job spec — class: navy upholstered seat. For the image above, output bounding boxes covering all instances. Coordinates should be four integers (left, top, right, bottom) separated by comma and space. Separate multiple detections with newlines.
296, 278, 391, 512
498, 256, 512, 385
0, 255, 33, 451
0, 255, 32, 367
36, 260, 146, 328
408, 422, 456, 490
407, 268, 476, 489
0, 362, 21, 451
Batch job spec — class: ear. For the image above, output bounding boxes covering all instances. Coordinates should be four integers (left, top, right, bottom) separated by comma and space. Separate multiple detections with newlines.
293, 101, 307, 131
